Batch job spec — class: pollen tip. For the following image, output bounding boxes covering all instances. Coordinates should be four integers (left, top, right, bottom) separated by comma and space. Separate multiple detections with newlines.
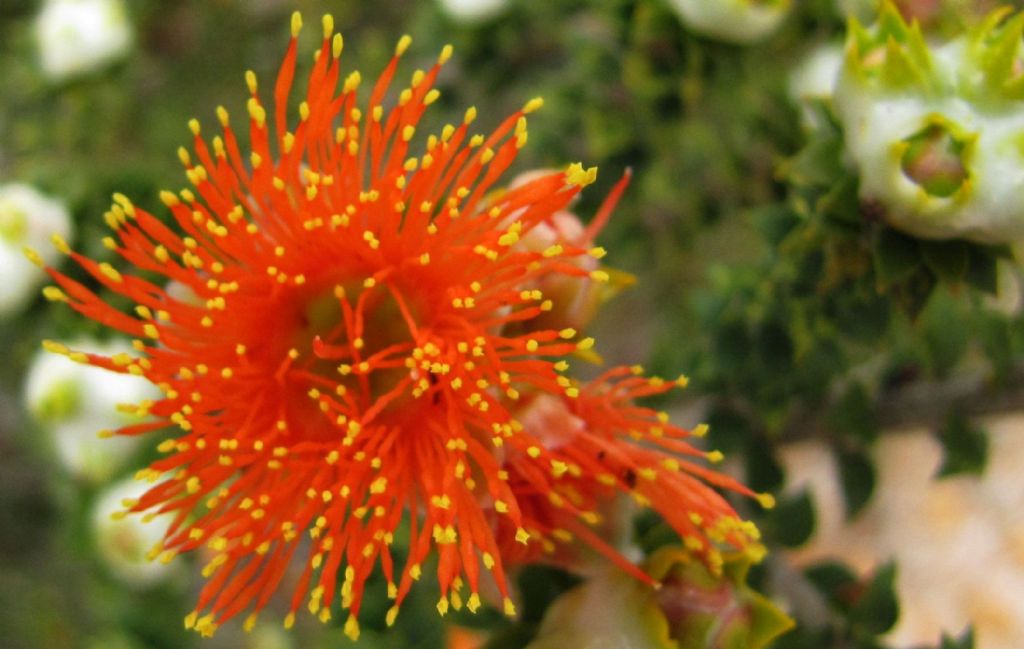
439, 44, 453, 64
188, 118, 200, 136
565, 162, 598, 188
41, 284, 67, 303
159, 190, 180, 207
706, 450, 724, 464
50, 233, 71, 255
515, 527, 530, 544
396, 34, 412, 57
22, 246, 45, 267
757, 493, 777, 509
290, 11, 303, 37
322, 13, 334, 39
343, 615, 360, 640
522, 97, 544, 114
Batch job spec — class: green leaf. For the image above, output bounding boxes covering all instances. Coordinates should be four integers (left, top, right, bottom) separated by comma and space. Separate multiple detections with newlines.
874, 228, 920, 289
964, 245, 1000, 294
919, 240, 969, 285
780, 136, 845, 188
804, 562, 858, 609
745, 437, 785, 494
850, 562, 900, 635
827, 383, 879, 444
921, 288, 970, 376
766, 490, 816, 548
517, 565, 581, 623
837, 448, 876, 517
818, 176, 864, 228
980, 314, 1014, 381
937, 415, 989, 478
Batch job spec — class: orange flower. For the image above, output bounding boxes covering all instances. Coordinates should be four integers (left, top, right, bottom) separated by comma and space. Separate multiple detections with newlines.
35, 12, 769, 639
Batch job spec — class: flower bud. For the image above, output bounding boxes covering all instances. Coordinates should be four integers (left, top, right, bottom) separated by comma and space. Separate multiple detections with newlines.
24, 339, 160, 483
34, 0, 132, 81
788, 41, 844, 129
92, 477, 176, 587
666, 0, 793, 45
526, 547, 792, 649
834, 4, 1024, 242
505, 171, 631, 336
437, 0, 510, 24
0, 183, 72, 317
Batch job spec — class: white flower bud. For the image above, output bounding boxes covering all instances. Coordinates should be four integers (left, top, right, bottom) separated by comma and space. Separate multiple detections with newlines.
92, 477, 176, 587
34, 0, 132, 81
666, 0, 793, 44
437, 0, 510, 24
24, 339, 160, 483
788, 42, 844, 129
834, 6, 1024, 243
0, 183, 72, 317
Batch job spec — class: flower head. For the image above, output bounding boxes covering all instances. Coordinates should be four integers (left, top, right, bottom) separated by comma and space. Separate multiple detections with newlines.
36, 13, 767, 638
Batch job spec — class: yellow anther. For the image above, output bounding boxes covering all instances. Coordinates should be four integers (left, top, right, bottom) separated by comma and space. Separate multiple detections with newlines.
42, 286, 67, 302
565, 162, 598, 187
523, 97, 544, 113
51, 233, 71, 254
439, 44, 453, 64
395, 34, 412, 57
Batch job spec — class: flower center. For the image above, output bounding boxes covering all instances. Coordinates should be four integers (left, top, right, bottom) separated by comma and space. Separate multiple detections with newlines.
900, 123, 969, 198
